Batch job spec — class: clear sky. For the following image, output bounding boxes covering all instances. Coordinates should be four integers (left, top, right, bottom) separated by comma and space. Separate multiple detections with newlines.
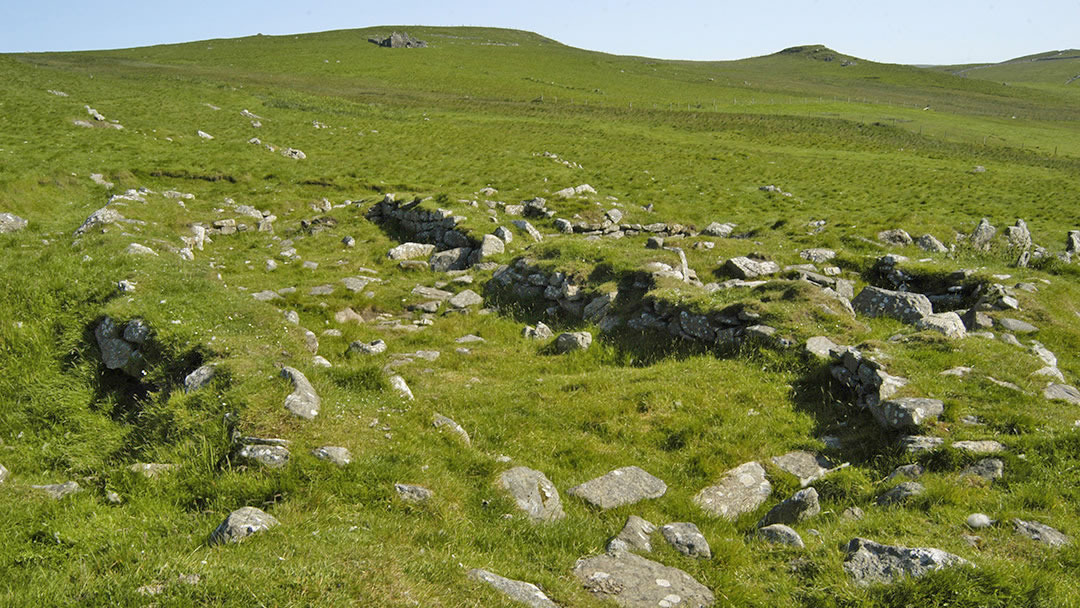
2, 0, 1077, 65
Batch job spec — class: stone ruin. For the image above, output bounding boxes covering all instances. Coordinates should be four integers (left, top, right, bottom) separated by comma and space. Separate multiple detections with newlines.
368, 32, 427, 49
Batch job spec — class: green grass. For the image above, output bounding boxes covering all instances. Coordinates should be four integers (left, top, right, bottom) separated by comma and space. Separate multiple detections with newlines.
2, 25, 1080, 607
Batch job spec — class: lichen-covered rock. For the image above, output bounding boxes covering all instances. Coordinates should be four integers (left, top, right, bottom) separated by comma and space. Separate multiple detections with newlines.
607, 515, 657, 553
0, 212, 28, 233
970, 217, 996, 251
74, 206, 124, 236
693, 461, 772, 520
916, 234, 948, 253
915, 312, 967, 339
568, 466, 667, 510
843, 537, 971, 586
237, 444, 290, 468
312, 446, 352, 466
869, 397, 944, 430
877, 481, 924, 505
387, 242, 436, 260
758, 524, 804, 548
555, 331, 593, 353
758, 487, 820, 527
467, 569, 558, 608
878, 228, 913, 246
31, 481, 81, 499
573, 551, 715, 607
433, 413, 470, 445
771, 451, 838, 487
852, 286, 933, 323
724, 256, 780, 279
208, 507, 279, 545
498, 467, 565, 522
1013, 519, 1070, 546
394, 483, 433, 503
280, 366, 320, 419
660, 522, 711, 558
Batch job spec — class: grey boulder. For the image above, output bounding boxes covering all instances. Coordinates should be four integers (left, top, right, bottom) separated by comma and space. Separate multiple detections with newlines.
467, 569, 558, 608
724, 256, 780, 279
573, 551, 714, 607
877, 481, 924, 506
869, 397, 944, 430
208, 507, 279, 545
555, 331, 592, 353
843, 537, 971, 586
280, 366, 320, 419
1013, 519, 1070, 546
568, 466, 667, 510
757, 524, 804, 548
660, 522, 711, 558
32, 481, 81, 499
183, 365, 216, 392
852, 286, 933, 323
693, 461, 772, 520
758, 487, 820, 527
312, 446, 352, 466
607, 515, 657, 553
498, 466, 565, 522
0, 212, 28, 233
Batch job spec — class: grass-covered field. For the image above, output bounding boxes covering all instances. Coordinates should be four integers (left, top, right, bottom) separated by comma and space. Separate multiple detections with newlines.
2, 26, 1080, 606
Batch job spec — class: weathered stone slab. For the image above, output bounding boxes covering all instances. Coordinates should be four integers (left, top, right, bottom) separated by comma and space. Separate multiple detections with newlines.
208, 507, 279, 545
467, 569, 558, 608
281, 366, 320, 419
573, 552, 714, 607
724, 256, 779, 279
607, 516, 657, 553
693, 461, 772, 520
758, 524, 804, 548
758, 487, 820, 527
568, 466, 667, 510
660, 522, 711, 558
869, 397, 944, 430
843, 537, 971, 586
771, 451, 838, 487
555, 331, 593, 353
1013, 519, 1070, 546
852, 286, 932, 323
498, 467, 565, 522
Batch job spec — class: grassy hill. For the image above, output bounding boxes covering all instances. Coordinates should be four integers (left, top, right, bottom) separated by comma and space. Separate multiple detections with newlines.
2, 26, 1080, 606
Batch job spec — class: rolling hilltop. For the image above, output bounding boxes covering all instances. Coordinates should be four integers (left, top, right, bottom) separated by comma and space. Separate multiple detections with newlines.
2, 26, 1080, 607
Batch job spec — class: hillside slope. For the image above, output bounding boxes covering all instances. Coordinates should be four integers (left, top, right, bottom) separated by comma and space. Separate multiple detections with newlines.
1, 27, 1080, 607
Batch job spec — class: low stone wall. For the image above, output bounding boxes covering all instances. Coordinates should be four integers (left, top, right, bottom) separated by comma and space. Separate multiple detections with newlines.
366, 195, 477, 251
829, 347, 908, 409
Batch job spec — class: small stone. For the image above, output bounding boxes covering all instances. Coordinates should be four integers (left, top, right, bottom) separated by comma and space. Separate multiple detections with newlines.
312, 446, 352, 466
237, 444, 290, 468
607, 515, 657, 553
967, 513, 994, 529
886, 464, 924, 481
758, 487, 820, 527
395, 483, 433, 503
842, 506, 864, 521
523, 322, 554, 340
999, 318, 1037, 333
870, 397, 944, 430
184, 365, 216, 392
433, 413, 470, 445
498, 467, 565, 522
693, 461, 772, 520
953, 441, 1006, 454
661, 522, 712, 558
877, 481, 924, 505
555, 331, 592, 353
348, 339, 387, 355
31, 481, 81, 499
0, 213, 29, 233
390, 375, 414, 400
878, 229, 913, 246
1013, 518, 1070, 546
208, 507, 279, 545
757, 524, 805, 548
448, 289, 483, 309
724, 256, 780, 279
467, 569, 558, 608
1044, 384, 1080, 404
280, 366, 320, 419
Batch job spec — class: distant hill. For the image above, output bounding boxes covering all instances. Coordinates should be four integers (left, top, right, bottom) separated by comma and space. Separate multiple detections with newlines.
932, 49, 1080, 87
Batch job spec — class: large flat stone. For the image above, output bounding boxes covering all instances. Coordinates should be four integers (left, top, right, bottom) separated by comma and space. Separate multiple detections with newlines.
573, 551, 714, 607
852, 286, 933, 323
693, 461, 772, 520
499, 467, 565, 523
467, 569, 557, 608
843, 537, 971, 586
568, 466, 667, 510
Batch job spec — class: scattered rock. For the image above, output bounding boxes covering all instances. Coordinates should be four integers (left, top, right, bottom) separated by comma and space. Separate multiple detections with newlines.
1012, 518, 1070, 546
916, 234, 948, 253
237, 444, 290, 468
395, 483, 433, 503
869, 397, 944, 430
971, 218, 996, 251
758, 487, 820, 527
280, 366, 320, 419
430, 247, 473, 272
960, 458, 1004, 480
0, 213, 28, 233
878, 229, 913, 246
757, 524, 805, 548
693, 461, 772, 520
281, 148, 306, 160
953, 440, 1005, 454
852, 286, 933, 323
771, 451, 839, 487
390, 375, 414, 400
804, 337, 841, 360
498, 467, 565, 522
967, 513, 994, 529
877, 481, 924, 505
703, 222, 734, 237
369, 31, 428, 48
349, 339, 387, 355
183, 365, 217, 393
467, 569, 558, 608
74, 206, 125, 236
915, 312, 967, 339
886, 464, 924, 482
724, 256, 780, 279
661, 522, 712, 558
843, 537, 971, 586
568, 466, 667, 510
573, 551, 715, 608
0, 464, 8, 483
555, 331, 593, 353
999, 318, 1037, 333
312, 446, 352, 466
31, 481, 81, 499
1044, 384, 1080, 404
899, 435, 944, 453
208, 507, 279, 545
449, 289, 483, 309
433, 413, 470, 445
607, 515, 657, 553
197, 130, 214, 140
800, 248, 835, 263
388, 242, 436, 260
511, 219, 543, 242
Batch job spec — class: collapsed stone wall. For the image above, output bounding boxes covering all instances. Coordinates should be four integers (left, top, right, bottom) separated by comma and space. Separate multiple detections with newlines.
487, 257, 788, 350
366, 195, 477, 252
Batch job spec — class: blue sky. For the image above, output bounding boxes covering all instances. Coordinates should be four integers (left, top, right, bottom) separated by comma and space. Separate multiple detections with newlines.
2, 1, 1077, 64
